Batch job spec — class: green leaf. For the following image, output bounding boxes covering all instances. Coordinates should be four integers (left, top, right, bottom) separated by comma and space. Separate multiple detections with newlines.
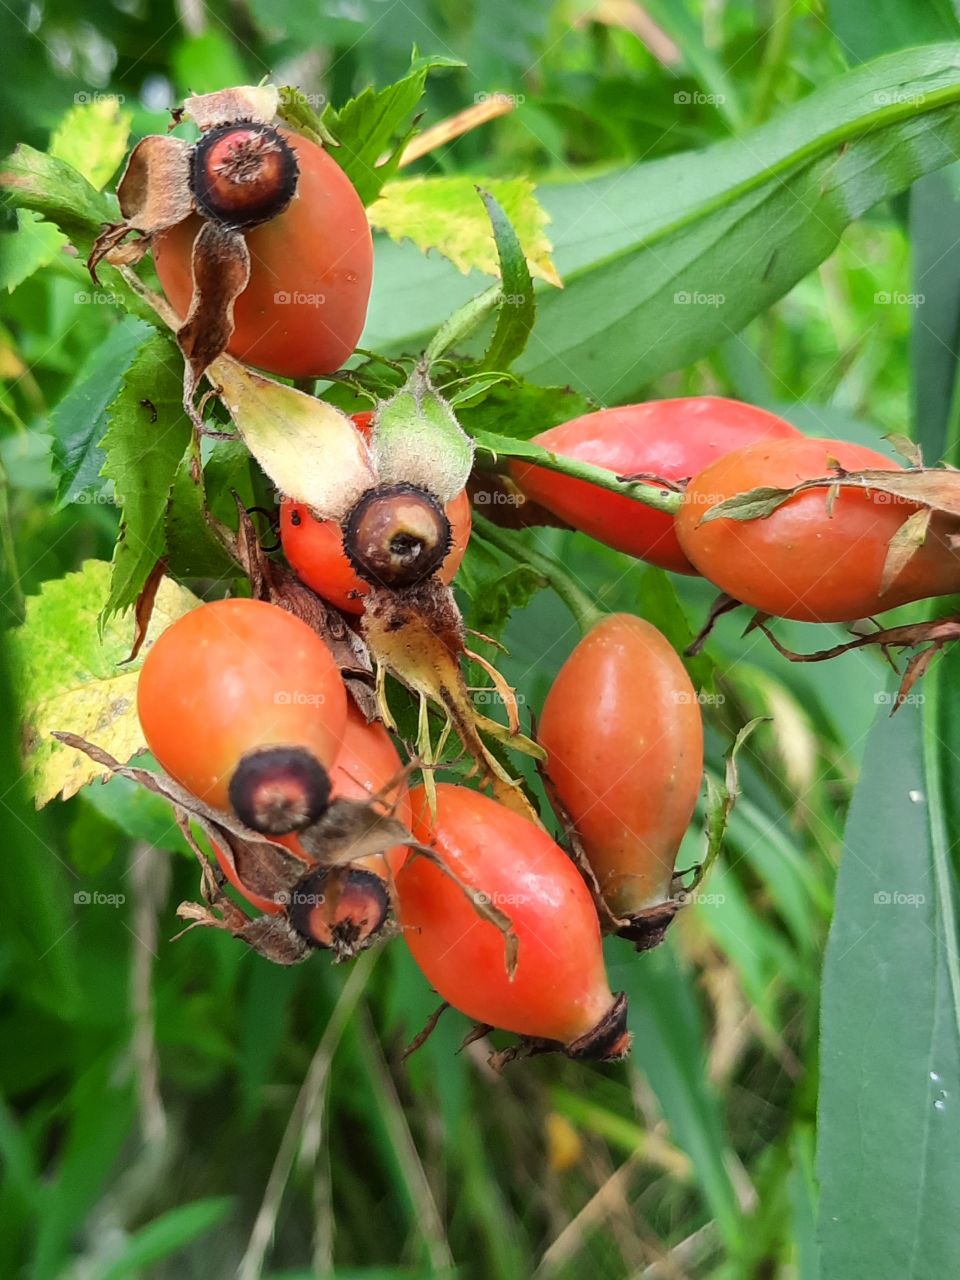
11, 560, 200, 805
49, 97, 131, 190
612, 942, 744, 1250
49, 316, 154, 506
456, 377, 594, 441
80, 769, 193, 856
477, 188, 535, 373
0, 210, 67, 293
370, 175, 559, 284
455, 530, 544, 640
827, 0, 959, 64
97, 1197, 233, 1280
0, 144, 117, 255
519, 44, 960, 400
100, 334, 193, 620
322, 54, 461, 205
816, 685, 960, 1278
164, 435, 256, 582
910, 167, 960, 463
172, 32, 247, 97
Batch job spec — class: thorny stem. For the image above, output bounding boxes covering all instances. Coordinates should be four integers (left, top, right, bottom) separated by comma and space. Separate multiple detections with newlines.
474, 513, 605, 638
475, 431, 684, 516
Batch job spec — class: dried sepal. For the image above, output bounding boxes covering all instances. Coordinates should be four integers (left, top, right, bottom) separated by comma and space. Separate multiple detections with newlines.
184, 85, 280, 132
88, 133, 193, 279
755, 612, 960, 711
361, 579, 540, 823
178, 222, 251, 417
210, 358, 376, 518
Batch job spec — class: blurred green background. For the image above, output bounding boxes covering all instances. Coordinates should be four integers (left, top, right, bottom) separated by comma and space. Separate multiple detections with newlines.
2, 1, 960, 1277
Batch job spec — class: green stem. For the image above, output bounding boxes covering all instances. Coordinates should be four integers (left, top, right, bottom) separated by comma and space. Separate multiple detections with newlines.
0, 461, 24, 624
474, 431, 684, 515
473, 514, 605, 637
746, 0, 796, 128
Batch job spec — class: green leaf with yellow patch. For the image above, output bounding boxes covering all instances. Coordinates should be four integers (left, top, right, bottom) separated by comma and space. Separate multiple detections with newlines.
368, 176, 560, 287
50, 97, 131, 190
12, 560, 200, 806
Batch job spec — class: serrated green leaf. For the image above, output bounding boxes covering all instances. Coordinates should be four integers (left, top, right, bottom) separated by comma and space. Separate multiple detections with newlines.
164, 435, 255, 582
455, 530, 544, 640
11, 560, 200, 806
322, 54, 460, 205
477, 187, 535, 373
370, 175, 559, 285
0, 144, 117, 255
456, 377, 594, 441
0, 210, 67, 293
49, 97, 131, 190
81, 768, 193, 857
100, 334, 193, 620
49, 316, 155, 506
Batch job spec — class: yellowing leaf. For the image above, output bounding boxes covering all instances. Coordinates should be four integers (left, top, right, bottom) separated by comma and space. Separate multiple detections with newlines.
13, 560, 200, 806
50, 97, 132, 191
368, 176, 561, 287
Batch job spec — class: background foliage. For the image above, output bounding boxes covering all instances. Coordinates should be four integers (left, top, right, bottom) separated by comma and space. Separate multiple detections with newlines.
2, 1, 960, 1277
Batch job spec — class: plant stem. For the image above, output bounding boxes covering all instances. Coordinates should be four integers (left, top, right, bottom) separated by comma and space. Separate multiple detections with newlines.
424, 284, 502, 366
474, 514, 605, 637
0, 460, 25, 624
474, 431, 684, 515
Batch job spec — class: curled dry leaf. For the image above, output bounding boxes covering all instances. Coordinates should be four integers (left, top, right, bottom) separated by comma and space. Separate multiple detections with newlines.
755, 614, 960, 711
699, 463, 960, 525
88, 84, 301, 414
178, 223, 251, 415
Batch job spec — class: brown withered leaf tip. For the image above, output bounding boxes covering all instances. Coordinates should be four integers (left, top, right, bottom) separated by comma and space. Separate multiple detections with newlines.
755, 612, 960, 711
86, 85, 293, 426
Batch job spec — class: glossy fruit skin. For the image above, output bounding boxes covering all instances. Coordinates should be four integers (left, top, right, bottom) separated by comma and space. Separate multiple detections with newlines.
676, 437, 960, 623
397, 785, 616, 1045
137, 598, 346, 816
280, 413, 472, 613
215, 701, 411, 915
509, 397, 800, 574
154, 128, 372, 378
539, 614, 703, 917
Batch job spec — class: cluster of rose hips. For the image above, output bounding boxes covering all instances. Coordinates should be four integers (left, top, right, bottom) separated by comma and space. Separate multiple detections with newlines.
99, 87, 960, 1065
